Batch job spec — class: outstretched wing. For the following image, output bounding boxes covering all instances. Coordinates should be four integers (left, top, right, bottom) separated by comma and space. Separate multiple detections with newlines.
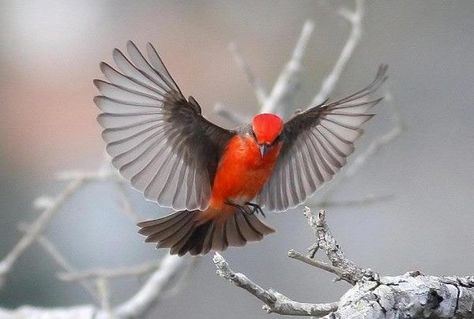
94, 41, 235, 211
257, 65, 388, 211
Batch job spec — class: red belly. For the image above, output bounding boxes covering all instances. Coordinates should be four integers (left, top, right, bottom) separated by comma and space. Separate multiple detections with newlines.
209, 135, 281, 211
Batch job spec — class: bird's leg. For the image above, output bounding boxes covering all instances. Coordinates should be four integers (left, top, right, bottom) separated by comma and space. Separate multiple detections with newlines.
225, 200, 265, 217
225, 200, 248, 215
245, 202, 266, 217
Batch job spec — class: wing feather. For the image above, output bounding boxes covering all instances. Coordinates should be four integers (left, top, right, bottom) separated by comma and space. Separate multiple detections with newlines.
258, 65, 387, 211
95, 41, 235, 210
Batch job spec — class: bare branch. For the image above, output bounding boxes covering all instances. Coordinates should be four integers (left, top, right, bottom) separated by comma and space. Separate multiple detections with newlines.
261, 20, 315, 117
114, 182, 143, 222
0, 306, 99, 319
316, 194, 394, 208
17, 223, 100, 302
58, 260, 161, 282
343, 91, 402, 179
312, 0, 365, 106
287, 250, 345, 280
328, 273, 474, 318
113, 255, 189, 318
96, 277, 111, 313
214, 102, 250, 126
213, 253, 338, 316
54, 169, 119, 182
228, 42, 267, 105
303, 207, 377, 285
318, 90, 403, 204
0, 178, 86, 285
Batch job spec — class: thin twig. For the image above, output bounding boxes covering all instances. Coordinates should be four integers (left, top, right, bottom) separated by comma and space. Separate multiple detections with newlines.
214, 102, 250, 126
315, 194, 394, 208
312, 0, 365, 106
17, 223, 100, 302
113, 254, 189, 318
0, 178, 86, 283
58, 260, 161, 282
213, 253, 338, 316
343, 91, 402, 179
303, 207, 377, 284
288, 249, 345, 280
261, 20, 315, 117
114, 183, 143, 222
96, 277, 111, 313
228, 42, 267, 105
319, 90, 402, 203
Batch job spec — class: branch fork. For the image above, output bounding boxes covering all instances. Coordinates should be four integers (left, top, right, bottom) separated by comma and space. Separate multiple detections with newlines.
215, 207, 474, 318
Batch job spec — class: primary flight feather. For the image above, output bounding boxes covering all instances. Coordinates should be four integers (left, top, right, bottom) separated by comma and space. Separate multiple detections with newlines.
94, 41, 387, 256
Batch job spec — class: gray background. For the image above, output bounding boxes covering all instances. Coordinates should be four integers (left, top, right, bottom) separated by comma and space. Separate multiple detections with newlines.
0, 1, 473, 318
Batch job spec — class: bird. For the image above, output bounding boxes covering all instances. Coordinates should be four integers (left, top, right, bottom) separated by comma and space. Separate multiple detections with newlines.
94, 41, 387, 256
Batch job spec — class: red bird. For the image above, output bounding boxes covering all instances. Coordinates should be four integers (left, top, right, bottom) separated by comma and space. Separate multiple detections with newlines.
94, 41, 387, 256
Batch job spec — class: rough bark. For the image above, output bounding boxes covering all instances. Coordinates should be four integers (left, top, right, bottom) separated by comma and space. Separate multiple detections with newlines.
214, 208, 474, 318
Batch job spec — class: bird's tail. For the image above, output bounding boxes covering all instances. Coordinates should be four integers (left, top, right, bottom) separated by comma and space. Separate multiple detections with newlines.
137, 209, 275, 256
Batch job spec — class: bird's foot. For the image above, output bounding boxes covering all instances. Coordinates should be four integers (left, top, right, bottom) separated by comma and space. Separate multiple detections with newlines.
225, 201, 266, 217
225, 200, 248, 215
245, 202, 266, 217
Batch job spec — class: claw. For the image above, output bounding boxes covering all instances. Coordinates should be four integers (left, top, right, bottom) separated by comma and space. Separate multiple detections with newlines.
225, 201, 266, 217
245, 202, 266, 217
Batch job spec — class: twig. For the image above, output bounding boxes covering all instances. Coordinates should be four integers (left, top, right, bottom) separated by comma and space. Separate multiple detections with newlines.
318, 90, 403, 203
303, 207, 377, 285
114, 183, 143, 222
312, 0, 365, 106
261, 20, 315, 117
17, 223, 100, 302
0, 178, 86, 284
1, 161, 190, 318
213, 253, 338, 316
343, 91, 402, 179
113, 255, 189, 318
287, 250, 345, 280
214, 102, 250, 126
54, 170, 119, 182
217, 20, 314, 123
96, 277, 111, 313
58, 260, 161, 282
228, 42, 267, 105
315, 194, 394, 208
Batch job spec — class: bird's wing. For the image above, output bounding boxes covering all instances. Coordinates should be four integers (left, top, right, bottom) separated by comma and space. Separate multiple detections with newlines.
95, 41, 235, 211
257, 65, 388, 212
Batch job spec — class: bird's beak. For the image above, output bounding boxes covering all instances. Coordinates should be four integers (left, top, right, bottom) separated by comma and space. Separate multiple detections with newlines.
259, 144, 270, 158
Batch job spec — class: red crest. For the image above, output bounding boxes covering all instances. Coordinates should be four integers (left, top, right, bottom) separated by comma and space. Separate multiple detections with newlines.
251, 113, 284, 144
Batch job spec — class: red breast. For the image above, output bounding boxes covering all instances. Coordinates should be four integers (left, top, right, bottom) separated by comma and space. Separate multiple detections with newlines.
200, 134, 282, 222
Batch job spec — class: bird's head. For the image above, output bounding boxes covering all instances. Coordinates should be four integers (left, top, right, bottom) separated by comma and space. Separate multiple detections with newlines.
251, 113, 284, 157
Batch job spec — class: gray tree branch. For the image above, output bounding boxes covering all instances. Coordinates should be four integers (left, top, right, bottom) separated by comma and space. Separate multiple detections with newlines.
213, 253, 338, 316
312, 0, 365, 106
216, 207, 474, 318
0, 167, 190, 318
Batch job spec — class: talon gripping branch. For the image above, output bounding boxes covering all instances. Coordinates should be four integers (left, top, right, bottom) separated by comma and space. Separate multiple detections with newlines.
94, 41, 387, 256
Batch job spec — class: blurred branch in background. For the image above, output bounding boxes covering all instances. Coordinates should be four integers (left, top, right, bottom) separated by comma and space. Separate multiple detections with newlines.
215, 19, 315, 122
312, 0, 365, 106
211, 1, 473, 315
315, 90, 403, 208
0, 164, 192, 318
0, 0, 405, 317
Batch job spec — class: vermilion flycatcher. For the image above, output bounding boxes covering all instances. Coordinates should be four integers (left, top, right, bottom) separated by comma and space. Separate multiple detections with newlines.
94, 41, 387, 256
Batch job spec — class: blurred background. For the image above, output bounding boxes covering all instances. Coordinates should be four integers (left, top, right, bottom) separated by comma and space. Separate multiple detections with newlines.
0, 0, 473, 318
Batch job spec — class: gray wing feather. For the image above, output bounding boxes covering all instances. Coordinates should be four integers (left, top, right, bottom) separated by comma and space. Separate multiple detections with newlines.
95, 41, 234, 210
258, 65, 387, 211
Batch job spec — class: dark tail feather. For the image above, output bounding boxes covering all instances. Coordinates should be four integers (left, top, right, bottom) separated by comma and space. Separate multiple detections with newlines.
137, 210, 275, 256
